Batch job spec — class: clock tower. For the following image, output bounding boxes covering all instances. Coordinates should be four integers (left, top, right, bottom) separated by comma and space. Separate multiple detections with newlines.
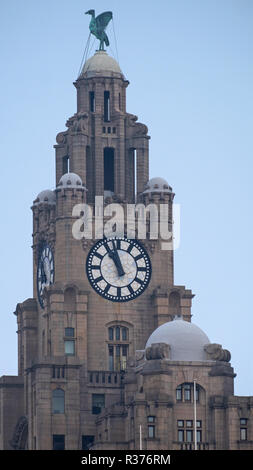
12, 48, 193, 450
1, 14, 252, 453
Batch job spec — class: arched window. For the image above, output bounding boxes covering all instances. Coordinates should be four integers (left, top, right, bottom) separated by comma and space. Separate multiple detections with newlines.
169, 291, 180, 308
64, 287, 76, 311
107, 325, 129, 371
52, 388, 65, 414
176, 383, 201, 403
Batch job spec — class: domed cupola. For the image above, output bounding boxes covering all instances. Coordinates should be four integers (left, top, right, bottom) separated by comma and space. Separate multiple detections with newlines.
33, 189, 56, 206
143, 177, 172, 194
56, 172, 87, 190
145, 316, 210, 361
80, 50, 124, 79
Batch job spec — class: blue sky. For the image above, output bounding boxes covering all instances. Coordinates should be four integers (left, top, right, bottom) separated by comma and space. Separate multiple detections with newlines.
0, 0, 252, 396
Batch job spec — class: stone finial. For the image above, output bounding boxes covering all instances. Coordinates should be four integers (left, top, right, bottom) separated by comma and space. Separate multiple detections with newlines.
145, 342, 170, 360
204, 343, 231, 362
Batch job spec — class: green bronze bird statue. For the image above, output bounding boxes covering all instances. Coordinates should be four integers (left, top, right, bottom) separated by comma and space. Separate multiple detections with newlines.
85, 10, 113, 51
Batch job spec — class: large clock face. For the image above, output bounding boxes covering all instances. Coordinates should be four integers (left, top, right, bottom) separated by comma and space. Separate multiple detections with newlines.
37, 243, 54, 308
86, 237, 152, 302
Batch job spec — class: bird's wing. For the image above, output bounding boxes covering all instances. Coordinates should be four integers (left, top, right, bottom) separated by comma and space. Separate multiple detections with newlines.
95, 11, 113, 33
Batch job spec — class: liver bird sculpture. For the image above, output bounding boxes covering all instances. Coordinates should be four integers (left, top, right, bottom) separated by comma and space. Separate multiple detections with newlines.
85, 10, 113, 51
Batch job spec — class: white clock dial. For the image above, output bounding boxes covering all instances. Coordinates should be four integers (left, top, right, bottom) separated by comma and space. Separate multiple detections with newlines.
86, 237, 151, 302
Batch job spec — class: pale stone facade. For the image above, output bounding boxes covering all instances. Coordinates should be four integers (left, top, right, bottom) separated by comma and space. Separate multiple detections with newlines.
0, 48, 252, 451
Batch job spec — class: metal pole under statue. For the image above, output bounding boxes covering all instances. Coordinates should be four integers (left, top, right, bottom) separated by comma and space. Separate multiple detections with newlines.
193, 380, 197, 450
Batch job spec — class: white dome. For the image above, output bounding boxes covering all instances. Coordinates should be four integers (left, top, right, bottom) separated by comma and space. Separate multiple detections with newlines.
81, 51, 123, 78
34, 189, 56, 205
145, 317, 210, 361
143, 177, 172, 194
57, 172, 86, 189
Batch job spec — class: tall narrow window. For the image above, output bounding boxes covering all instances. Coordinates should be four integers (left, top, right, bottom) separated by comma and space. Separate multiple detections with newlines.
118, 93, 121, 110
134, 148, 137, 201
89, 91, 95, 112
92, 394, 105, 415
104, 91, 110, 122
104, 148, 114, 192
52, 389, 65, 414
107, 326, 129, 371
63, 156, 69, 174
240, 419, 248, 440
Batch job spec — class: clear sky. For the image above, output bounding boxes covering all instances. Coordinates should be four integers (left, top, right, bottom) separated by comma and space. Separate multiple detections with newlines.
0, 0, 252, 396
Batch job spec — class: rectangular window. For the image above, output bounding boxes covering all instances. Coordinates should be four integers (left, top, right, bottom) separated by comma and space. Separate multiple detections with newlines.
184, 384, 191, 401
197, 430, 202, 443
92, 394, 105, 415
196, 420, 202, 428
186, 430, 193, 442
108, 327, 114, 341
53, 435, 65, 450
89, 91, 95, 112
115, 345, 121, 371
176, 387, 182, 401
65, 327, 74, 337
82, 435, 94, 450
186, 420, 193, 427
148, 425, 155, 438
64, 340, 75, 355
177, 420, 184, 428
104, 91, 110, 122
121, 345, 128, 370
240, 428, 247, 441
108, 345, 114, 371
240, 418, 247, 426
63, 156, 69, 174
148, 416, 155, 423
115, 326, 120, 340
178, 430, 184, 442
122, 327, 128, 340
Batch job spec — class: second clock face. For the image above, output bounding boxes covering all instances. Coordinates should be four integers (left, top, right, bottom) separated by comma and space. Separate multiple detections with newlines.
37, 243, 54, 308
86, 237, 151, 302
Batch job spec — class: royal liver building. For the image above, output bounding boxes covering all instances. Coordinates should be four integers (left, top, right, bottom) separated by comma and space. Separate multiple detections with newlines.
0, 11, 252, 450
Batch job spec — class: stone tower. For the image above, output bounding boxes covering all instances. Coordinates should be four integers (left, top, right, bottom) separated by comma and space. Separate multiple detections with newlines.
1, 45, 252, 452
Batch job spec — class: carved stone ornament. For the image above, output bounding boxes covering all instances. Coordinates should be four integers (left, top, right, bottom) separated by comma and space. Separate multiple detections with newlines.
126, 113, 148, 136
56, 131, 67, 145
204, 343, 231, 362
66, 111, 88, 133
81, 238, 93, 251
145, 342, 170, 361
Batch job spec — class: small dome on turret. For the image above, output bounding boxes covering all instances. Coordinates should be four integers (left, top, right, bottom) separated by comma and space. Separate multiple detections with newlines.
57, 172, 87, 190
143, 177, 172, 194
80, 50, 123, 78
33, 189, 56, 206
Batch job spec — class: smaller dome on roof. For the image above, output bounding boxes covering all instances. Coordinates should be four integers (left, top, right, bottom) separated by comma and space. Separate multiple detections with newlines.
57, 173, 87, 190
145, 316, 210, 361
143, 177, 172, 194
33, 189, 56, 205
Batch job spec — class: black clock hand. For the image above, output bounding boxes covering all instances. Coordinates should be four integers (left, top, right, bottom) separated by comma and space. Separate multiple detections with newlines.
111, 240, 125, 277
106, 239, 125, 277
